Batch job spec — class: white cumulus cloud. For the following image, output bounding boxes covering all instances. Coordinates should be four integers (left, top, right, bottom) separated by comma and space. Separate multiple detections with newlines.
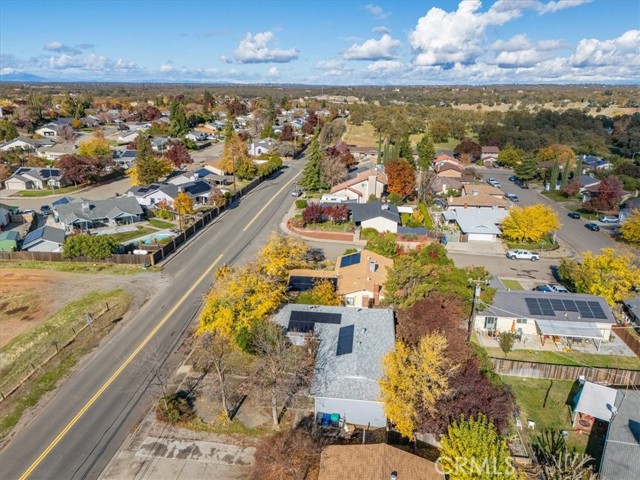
231, 32, 298, 63
343, 34, 401, 61
316, 60, 353, 77
48, 54, 137, 71
490, 34, 565, 67
159, 64, 175, 73
538, 0, 592, 15
44, 41, 81, 55
570, 29, 640, 67
365, 4, 389, 19
267, 66, 280, 76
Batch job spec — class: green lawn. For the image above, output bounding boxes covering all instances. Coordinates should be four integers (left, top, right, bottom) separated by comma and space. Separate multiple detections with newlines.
148, 218, 175, 229
541, 190, 575, 203
17, 185, 85, 197
304, 221, 355, 232
106, 226, 157, 243
502, 377, 588, 455
501, 279, 524, 290
483, 347, 640, 370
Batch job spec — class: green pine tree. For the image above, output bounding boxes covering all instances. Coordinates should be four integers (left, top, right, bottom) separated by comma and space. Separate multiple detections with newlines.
416, 134, 436, 170
299, 136, 326, 191
169, 101, 188, 137
514, 159, 539, 181
561, 158, 571, 188
549, 161, 559, 190
574, 157, 583, 178
3, 122, 19, 141
398, 134, 414, 165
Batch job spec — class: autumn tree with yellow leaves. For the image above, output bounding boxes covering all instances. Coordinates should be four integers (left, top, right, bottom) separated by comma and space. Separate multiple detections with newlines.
173, 192, 194, 231
197, 234, 309, 348
501, 204, 560, 244
620, 210, 640, 245
77, 136, 111, 159
558, 248, 640, 305
127, 134, 173, 186
220, 129, 255, 179
379, 333, 456, 439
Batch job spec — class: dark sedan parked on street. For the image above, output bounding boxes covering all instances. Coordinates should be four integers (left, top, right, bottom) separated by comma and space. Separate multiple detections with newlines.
585, 223, 600, 231
568, 211, 581, 219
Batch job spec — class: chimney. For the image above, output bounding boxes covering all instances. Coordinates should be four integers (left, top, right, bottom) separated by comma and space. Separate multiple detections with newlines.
381, 202, 389, 211
81, 202, 90, 213
178, 186, 184, 193
472, 189, 478, 196
369, 260, 377, 273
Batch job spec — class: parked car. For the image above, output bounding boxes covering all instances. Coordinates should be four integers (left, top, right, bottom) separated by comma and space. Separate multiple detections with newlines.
599, 215, 619, 224
535, 283, 569, 293
505, 193, 519, 202
291, 188, 303, 197
487, 178, 502, 188
40, 205, 52, 215
585, 223, 600, 231
515, 179, 529, 189
506, 249, 540, 261
568, 211, 581, 219
508, 175, 517, 182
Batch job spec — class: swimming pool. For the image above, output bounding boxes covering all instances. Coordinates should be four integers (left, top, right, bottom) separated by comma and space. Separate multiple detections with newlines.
142, 233, 173, 244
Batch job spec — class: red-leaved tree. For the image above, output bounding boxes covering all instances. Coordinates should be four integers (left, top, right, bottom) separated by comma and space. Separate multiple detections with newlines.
386, 158, 415, 198
280, 124, 294, 142
454, 138, 482, 161
165, 140, 193, 168
302, 203, 324, 225
584, 175, 624, 212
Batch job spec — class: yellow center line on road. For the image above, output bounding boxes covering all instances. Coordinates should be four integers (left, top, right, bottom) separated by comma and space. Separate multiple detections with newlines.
19, 254, 224, 480
242, 172, 301, 232
22, 166, 302, 478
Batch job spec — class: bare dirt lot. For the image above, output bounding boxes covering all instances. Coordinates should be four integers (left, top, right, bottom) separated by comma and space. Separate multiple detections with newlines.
0, 268, 162, 348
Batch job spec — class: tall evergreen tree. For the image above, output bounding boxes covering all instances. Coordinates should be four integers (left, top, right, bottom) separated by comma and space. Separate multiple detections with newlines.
299, 136, 326, 191
561, 158, 571, 188
129, 134, 173, 185
549, 161, 559, 190
574, 156, 583, 178
416, 134, 436, 170
3, 122, 19, 141
169, 100, 188, 137
398, 134, 414, 165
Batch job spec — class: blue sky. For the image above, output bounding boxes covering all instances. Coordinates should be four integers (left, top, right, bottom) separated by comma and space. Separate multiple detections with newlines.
1, 0, 639, 84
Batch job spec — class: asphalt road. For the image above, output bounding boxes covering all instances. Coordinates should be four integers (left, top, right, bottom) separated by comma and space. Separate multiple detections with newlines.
479, 168, 621, 258
0, 160, 306, 480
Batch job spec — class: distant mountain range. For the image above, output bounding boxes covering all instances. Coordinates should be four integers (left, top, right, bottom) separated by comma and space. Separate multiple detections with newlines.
0, 73, 48, 82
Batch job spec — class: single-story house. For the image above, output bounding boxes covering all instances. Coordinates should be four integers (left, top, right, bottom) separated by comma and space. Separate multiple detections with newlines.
248, 139, 274, 156
272, 305, 395, 428
572, 380, 617, 431
335, 249, 393, 308
619, 197, 640, 223
446, 193, 509, 209
22, 225, 66, 252
331, 169, 387, 204
0, 230, 20, 252
34, 123, 59, 137
434, 164, 463, 178
481, 145, 500, 166
37, 142, 77, 161
117, 130, 139, 144
113, 149, 137, 169
0, 136, 39, 151
151, 136, 170, 152
462, 183, 504, 198
185, 130, 208, 142
0, 202, 19, 226
167, 168, 231, 186
578, 174, 601, 191
582, 155, 611, 172
600, 390, 640, 480
127, 180, 212, 207
432, 176, 462, 196
203, 161, 228, 177
349, 146, 378, 160
441, 207, 508, 242
433, 154, 461, 169
349, 201, 400, 233
318, 444, 443, 480
55, 197, 143, 231
4, 167, 65, 190
475, 291, 616, 350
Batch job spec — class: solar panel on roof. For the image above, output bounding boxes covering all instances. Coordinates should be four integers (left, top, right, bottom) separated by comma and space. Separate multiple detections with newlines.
550, 299, 565, 311
290, 310, 342, 325
288, 319, 315, 333
587, 301, 607, 319
525, 298, 542, 316
336, 325, 354, 356
563, 300, 579, 312
340, 252, 361, 268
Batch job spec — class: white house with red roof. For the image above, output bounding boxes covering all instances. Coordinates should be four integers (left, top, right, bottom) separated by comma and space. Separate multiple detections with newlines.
330, 169, 386, 203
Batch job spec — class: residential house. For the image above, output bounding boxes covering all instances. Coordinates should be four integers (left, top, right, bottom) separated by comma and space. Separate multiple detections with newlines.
151, 137, 170, 152
621, 294, 640, 327
37, 142, 77, 161
0, 136, 38, 151
4, 167, 65, 190
619, 197, 640, 223
113, 149, 137, 169
22, 225, 66, 252
475, 291, 616, 351
571, 380, 617, 432
185, 130, 208, 142
481, 145, 500, 166
462, 183, 504, 198
435, 163, 464, 179
34, 122, 60, 137
349, 146, 378, 160
578, 174, 601, 191
55, 197, 143, 231
330, 169, 387, 204
272, 305, 395, 428
318, 444, 443, 480
170, 168, 230, 186
600, 390, 640, 480
0, 202, 18, 226
349, 201, 400, 233
203, 161, 228, 177
441, 207, 508, 242
335, 249, 392, 307
446, 193, 509, 209
248, 139, 274, 156
117, 130, 139, 144
127, 180, 212, 207
582, 155, 611, 172
433, 154, 461, 170
287, 269, 338, 292
0, 231, 20, 252
432, 176, 463, 196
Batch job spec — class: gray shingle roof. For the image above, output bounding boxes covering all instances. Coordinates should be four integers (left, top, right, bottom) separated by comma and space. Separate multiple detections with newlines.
22, 225, 66, 248
349, 201, 399, 224
272, 305, 395, 402
56, 197, 143, 224
482, 291, 615, 324
600, 390, 640, 480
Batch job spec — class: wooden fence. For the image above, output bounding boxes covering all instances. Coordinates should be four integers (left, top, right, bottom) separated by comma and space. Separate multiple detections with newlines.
490, 357, 640, 386
0, 174, 268, 267
613, 325, 640, 357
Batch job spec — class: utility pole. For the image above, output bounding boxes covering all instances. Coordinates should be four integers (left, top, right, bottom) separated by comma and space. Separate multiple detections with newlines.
467, 277, 485, 341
